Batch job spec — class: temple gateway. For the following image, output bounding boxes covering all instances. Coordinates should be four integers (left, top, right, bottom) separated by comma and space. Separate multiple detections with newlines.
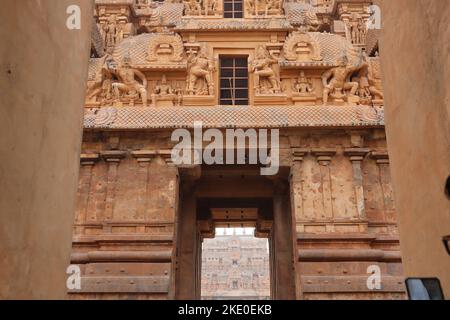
71, 0, 405, 299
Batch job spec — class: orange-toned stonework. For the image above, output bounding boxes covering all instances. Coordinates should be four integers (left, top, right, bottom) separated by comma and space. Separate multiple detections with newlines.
71, 0, 405, 300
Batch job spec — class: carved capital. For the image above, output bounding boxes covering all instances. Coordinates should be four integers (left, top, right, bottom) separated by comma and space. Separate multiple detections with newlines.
101, 150, 127, 163
292, 148, 309, 162
370, 151, 390, 165
158, 149, 175, 166
80, 153, 100, 166
131, 150, 157, 163
344, 148, 370, 162
311, 148, 336, 165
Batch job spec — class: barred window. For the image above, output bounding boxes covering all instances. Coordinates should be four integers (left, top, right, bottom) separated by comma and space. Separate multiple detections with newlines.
223, 0, 244, 19
219, 56, 249, 106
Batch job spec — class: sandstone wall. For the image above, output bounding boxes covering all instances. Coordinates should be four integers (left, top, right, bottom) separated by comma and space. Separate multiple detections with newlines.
70, 130, 405, 299
0, 0, 93, 299
379, 0, 450, 298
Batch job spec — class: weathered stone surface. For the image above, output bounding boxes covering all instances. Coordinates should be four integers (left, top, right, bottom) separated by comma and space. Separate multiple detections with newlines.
0, 0, 93, 299
379, 0, 450, 298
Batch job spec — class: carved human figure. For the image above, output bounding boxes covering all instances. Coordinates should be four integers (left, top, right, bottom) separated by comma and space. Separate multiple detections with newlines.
293, 71, 314, 95
367, 55, 384, 100
321, 51, 368, 104
152, 74, 174, 106
265, 0, 282, 16
111, 55, 148, 107
357, 18, 367, 44
154, 75, 173, 96
203, 0, 217, 15
347, 14, 364, 45
250, 46, 280, 94
103, 15, 119, 49
246, 0, 257, 16
86, 56, 115, 104
355, 67, 372, 102
186, 48, 215, 95
136, 0, 150, 8
184, 0, 202, 15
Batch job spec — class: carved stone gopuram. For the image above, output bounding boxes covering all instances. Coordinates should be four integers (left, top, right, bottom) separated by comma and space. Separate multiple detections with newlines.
71, 0, 404, 300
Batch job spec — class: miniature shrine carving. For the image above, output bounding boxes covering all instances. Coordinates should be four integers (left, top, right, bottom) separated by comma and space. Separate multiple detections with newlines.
283, 31, 323, 61
146, 33, 185, 63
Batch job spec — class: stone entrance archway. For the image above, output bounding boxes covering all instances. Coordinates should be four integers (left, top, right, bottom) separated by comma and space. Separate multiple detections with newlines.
174, 165, 297, 300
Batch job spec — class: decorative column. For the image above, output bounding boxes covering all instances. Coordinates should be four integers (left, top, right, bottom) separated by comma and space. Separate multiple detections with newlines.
132, 150, 157, 221
345, 148, 370, 221
311, 149, 336, 221
290, 148, 309, 230
101, 150, 126, 223
75, 154, 100, 228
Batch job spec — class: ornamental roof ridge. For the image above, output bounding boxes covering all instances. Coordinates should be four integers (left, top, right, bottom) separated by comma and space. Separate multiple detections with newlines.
174, 18, 294, 32
83, 105, 385, 130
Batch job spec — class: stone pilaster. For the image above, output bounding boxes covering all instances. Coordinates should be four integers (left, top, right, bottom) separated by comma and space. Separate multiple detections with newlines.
311, 149, 336, 221
371, 151, 396, 215
101, 150, 126, 223
290, 148, 309, 226
345, 148, 371, 221
132, 150, 157, 221
75, 154, 100, 227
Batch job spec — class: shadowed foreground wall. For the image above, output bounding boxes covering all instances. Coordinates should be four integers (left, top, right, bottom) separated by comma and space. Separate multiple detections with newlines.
0, 0, 93, 299
379, 0, 450, 298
